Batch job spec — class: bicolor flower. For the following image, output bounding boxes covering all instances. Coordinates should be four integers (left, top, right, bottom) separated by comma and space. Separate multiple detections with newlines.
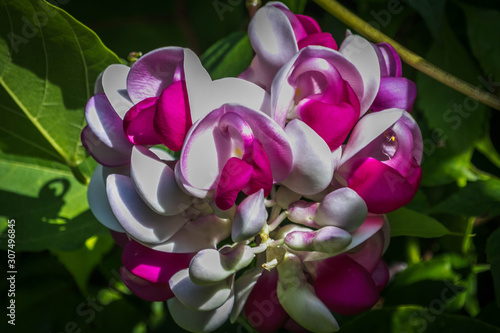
176, 103, 293, 210
240, 2, 338, 90
336, 109, 423, 213
270, 34, 381, 151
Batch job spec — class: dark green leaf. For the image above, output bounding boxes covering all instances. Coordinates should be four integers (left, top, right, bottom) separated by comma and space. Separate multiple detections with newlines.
387, 207, 451, 238
340, 305, 500, 333
486, 228, 500, 308
463, 5, 500, 85
0, 0, 120, 166
421, 146, 477, 187
280, 0, 308, 14
0, 153, 108, 251
430, 179, 500, 217
201, 31, 253, 80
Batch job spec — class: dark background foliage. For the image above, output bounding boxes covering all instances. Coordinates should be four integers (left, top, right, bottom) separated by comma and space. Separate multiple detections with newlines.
1, 0, 499, 332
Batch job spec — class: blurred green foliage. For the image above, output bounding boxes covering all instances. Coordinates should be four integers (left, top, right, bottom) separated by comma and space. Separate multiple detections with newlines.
1, 0, 500, 332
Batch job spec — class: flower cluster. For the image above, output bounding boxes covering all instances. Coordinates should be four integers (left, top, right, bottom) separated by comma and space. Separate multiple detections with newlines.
82, 2, 421, 332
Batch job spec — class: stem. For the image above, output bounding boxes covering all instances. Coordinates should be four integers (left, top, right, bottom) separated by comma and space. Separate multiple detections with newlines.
312, 0, 500, 111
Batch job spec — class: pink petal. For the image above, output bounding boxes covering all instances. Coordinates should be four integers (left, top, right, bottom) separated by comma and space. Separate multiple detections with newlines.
127, 47, 184, 103
122, 240, 193, 284
371, 259, 390, 292
123, 97, 161, 145
314, 254, 380, 316
120, 266, 173, 301
299, 99, 359, 150
375, 42, 402, 77
298, 33, 337, 50
371, 77, 417, 112
270, 2, 307, 42
347, 157, 419, 214
244, 269, 289, 333
296, 14, 322, 35
243, 140, 273, 197
347, 230, 385, 273
154, 80, 192, 151
215, 158, 254, 210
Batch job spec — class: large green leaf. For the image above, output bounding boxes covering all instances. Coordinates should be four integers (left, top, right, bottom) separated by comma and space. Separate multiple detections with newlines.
387, 207, 451, 238
429, 179, 500, 217
340, 306, 500, 333
0, 153, 108, 251
281, 0, 308, 14
463, 5, 500, 85
201, 31, 253, 80
487, 228, 500, 308
0, 0, 120, 167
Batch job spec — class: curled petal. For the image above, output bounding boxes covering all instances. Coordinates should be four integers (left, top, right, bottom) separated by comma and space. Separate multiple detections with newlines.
232, 189, 268, 242
298, 33, 337, 50
339, 35, 381, 116
314, 188, 367, 232
127, 46, 184, 103
123, 96, 160, 145
296, 14, 322, 35
81, 126, 131, 167
170, 269, 232, 311
375, 42, 402, 77
106, 174, 186, 244
189, 245, 255, 285
287, 200, 319, 228
282, 120, 334, 195
167, 292, 234, 333
371, 259, 390, 291
215, 158, 254, 210
152, 214, 231, 253
285, 226, 352, 254
102, 64, 134, 118
87, 165, 124, 232
371, 77, 417, 112
131, 146, 191, 216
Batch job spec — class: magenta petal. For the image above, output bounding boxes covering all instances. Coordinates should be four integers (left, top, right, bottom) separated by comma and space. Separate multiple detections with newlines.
127, 47, 184, 103
314, 255, 380, 316
270, 2, 307, 42
348, 158, 418, 214
296, 14, 322, 35
215, 158, 254, 210
371, 77, 417, 112
299, 99, 359, 150
298, 33, 337, 50
122, 240, 193, 284
120, 266, 173, 301
347, 230, 384, 273
154, 80, 192, 151
123, 97, 161, 145
371, 259, 390, 292
81, 126, 131, 167
244, 269, 289, 333
243, 140, 273, 197
375, 43, 402, 77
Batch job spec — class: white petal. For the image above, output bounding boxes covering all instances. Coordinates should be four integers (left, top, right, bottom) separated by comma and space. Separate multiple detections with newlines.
339, 108, 404, 165
281, 120, 334, 195
168, 293, 234, 333
232, 189, 267, 242
340, 35, 381, 116
87, 165, 124, 232
106, 174, 186, 244
229, 267, 264, 323
170, 269, 232, 311
131, 146, 192, 216
102, 64, 134, 119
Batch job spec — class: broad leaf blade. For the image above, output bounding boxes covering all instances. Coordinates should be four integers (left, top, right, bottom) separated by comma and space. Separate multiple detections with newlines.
0, 153, 108, 251
387, 207, 451, 238
0, 0, 120, 166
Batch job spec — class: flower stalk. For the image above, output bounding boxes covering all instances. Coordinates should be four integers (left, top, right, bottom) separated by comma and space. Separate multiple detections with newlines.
312, 0, 500, 111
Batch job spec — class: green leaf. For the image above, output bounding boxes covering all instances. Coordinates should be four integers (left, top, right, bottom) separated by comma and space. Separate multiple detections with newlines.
340, 305, 500, 333
476, 134, 500, 171
200, 31, 253, 80
421, 147, 478, 187
486, 228, 500, 308
0, 153, 108, 251
462, 5, 500, 85
54, 234, 115, 294
280, 0, 308, 14
387, 207, 451, 238
429, 179, 500, 217
0, 0, 120, 167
